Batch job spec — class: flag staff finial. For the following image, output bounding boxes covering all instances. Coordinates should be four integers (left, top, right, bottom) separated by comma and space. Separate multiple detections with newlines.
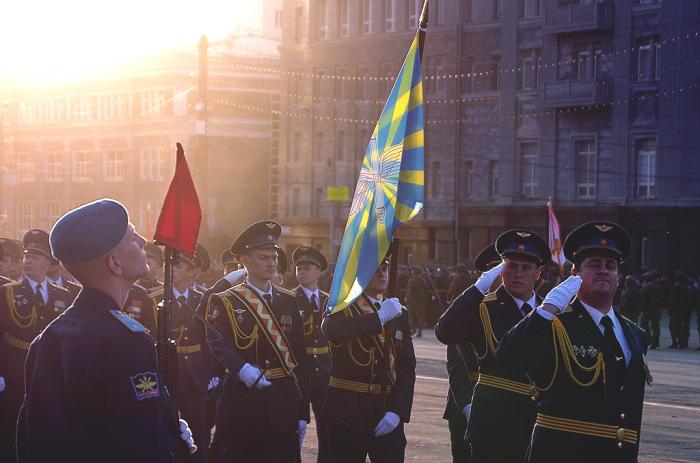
419, 0, 429, 28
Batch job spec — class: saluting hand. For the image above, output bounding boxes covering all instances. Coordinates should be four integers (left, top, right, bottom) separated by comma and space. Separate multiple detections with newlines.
541, 275, 582, 314
0, 376, 5, 393
475, 261, 506, 294
377, 298, 402, 326
207, 376, 220, 391
298, 420, 308, 448
179, 419, 197, 454
462, 404, 472, 423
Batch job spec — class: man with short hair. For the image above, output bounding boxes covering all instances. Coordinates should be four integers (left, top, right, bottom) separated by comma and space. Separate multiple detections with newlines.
293, 245, 331, 462
0, 238, 24, 281
436, 230, 549, 463
138, 242, 164, 291
16, 199, 192, 462
205, 221, 308, 462
497, 221, 650, 463
321, 257, 416, 462
47, 261, 81, 302
0, 229, 72, 461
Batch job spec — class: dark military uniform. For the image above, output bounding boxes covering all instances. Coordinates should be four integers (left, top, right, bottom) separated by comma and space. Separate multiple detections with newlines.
206, 282, 309, 461
153, 286, 217, 463
321, 295, 416, 463
443, 343, 477, 463
296, 285, 331, 462
122, 283, 159, 336
48, 277, 82, 303
16, 288, 178, 462
497, 299, 648, 463
0, 278, 72, 460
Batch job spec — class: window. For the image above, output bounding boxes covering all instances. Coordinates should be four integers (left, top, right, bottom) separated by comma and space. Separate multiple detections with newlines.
336, 130, 345, 160
523, 0, 540, 18
294, 7, 304, 43
291, 133, 301, 162
361, 0, 372, 34
575, 139, 596, 198
429, 57, 446, 96
141, 91, 164, 116
45, 152, 63, 182
521, 49, 541, 90
290, 74, 303, 104
576, 50, 592, 81
104, 151, 125, 180
462, 160, 473, 198
16, 201, 34, 238
637, 138, 656, 198
313, 187, 324, 217
140, 148, 165, 181
384, 0, 395, 32
292, 188, 301, 217
520, 142, 538, 198
431, 161, 441, 197
46, 201, 61, 228
408, 0, 420, 28
73, 97, 94, 120
434, 0, 443, 24
318, 0, 328, 39
73, 152, 92, 181
380, 63, 394, 96
488, 161, 499, 197
138, 201, 162, 234
471, 59, 500, 92
335, 68, 349, 99
17, 152, 35, 182
357, 66, 370, 100
101, 94, 126, 119
492, 0, 502, 20
637, 37, 659, 81
313, 70, 326, 98
313, 131, 323, 160
339, 0, 350, 37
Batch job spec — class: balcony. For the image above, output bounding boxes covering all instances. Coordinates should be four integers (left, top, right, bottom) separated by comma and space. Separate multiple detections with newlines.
541, 79, 614, 108
544, 2, 614, 34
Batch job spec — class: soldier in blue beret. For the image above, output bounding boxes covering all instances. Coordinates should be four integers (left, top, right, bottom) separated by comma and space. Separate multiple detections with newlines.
436, 229, 550, 463
497, 221, 650, 463
16, 199, 194, 462
204, 220, 309, 462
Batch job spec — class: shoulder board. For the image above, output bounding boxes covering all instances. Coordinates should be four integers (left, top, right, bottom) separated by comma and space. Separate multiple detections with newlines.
483, 293, 498, 303
110, 310, 147, 333
216, 286, 238, 298
148, 287, 164, 298
48, 282, 70, 293
319, 289, 330, 297
274, 286, 296, 297
6, 280, 23, 287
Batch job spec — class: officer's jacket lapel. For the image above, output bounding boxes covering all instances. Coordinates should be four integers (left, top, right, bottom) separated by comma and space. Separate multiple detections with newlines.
294, 286, 311, 317
495, 286, 524, 327
618, 313, 644, 380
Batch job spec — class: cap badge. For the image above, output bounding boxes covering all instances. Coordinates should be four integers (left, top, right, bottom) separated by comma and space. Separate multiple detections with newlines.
265, 223, 276, 229
595, 224, 613, 232
516, 232, 531, 238
600, 238, 608, 247
517, 244, 526, 252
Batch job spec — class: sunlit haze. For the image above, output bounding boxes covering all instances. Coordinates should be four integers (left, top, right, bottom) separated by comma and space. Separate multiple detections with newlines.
0, 0, 262, 85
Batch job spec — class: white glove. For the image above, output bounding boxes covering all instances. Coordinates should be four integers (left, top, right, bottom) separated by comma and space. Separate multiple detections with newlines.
298, 420, 308, 448
475, 262, 505, 294
0, 376, 5, 393
207, 376, 220, 391
542, 276, 582, 313
224, 268, 247, 285
238, 363, 272, 389
374, 411, 400, 437
179, 419, 197, 454
377, 298, 402, 326
462, 404, 472, 422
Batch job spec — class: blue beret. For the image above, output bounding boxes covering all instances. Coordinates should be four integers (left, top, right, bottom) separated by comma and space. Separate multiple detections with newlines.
50, 199, 129, 262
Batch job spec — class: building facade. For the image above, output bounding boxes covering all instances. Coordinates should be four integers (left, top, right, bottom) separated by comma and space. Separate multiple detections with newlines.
276, 0, 700, 273
0, 33, 280, 262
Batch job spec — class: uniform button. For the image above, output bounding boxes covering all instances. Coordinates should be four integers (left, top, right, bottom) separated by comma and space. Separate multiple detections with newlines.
184, 327, 188, 331
617, 442, 623, 449
315, 368, 319, 372
620, 385, 624, 392
620, 413, 625, 420
374, 360, 378, 365
313, 354, 317, 359
314, 339, 319, 344
40, 316, 44, 320
184, 355, 189, 360
184, 336, 189, 340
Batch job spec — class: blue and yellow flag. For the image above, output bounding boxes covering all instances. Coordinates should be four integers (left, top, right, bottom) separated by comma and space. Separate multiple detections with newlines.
327, 21, 426, 314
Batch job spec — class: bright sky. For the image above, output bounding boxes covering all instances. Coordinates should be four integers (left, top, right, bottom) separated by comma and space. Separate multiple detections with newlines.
0, 0, 262, 84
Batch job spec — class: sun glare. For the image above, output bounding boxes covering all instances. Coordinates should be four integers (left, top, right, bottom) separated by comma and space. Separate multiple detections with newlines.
0, 0, 261, 85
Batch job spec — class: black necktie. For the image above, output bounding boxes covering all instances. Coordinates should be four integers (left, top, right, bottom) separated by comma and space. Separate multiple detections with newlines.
374, 302, 381, 311
521, 302, 532, 316
601, 316, 626, 368
177, 295, 187, 308
263, 294, 273, 307
310, 294, 319, 311
34, 284, 44, 306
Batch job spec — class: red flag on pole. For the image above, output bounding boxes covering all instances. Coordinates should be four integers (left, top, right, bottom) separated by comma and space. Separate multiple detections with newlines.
547, 199, 565, 275
154, 143, 201, 258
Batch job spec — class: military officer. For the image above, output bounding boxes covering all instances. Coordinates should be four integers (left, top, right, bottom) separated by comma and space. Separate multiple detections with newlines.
0, 238, 24, 281
139, 242, 164, 291
191, 243, 210, 292
220, 249, 238, 274
497, 221, 650, 463
273, 247, 288, 287
0, 229, 73, 461
436, 230, 550, 463
205, 221, 309, 462
292, 245, 331, 462
123, 283, 159, 336
47, 261, 82, 302
443, 244, 500, 463
321, 255, 416, 463
0, 244, 15, 286
17, 199, 194, 462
